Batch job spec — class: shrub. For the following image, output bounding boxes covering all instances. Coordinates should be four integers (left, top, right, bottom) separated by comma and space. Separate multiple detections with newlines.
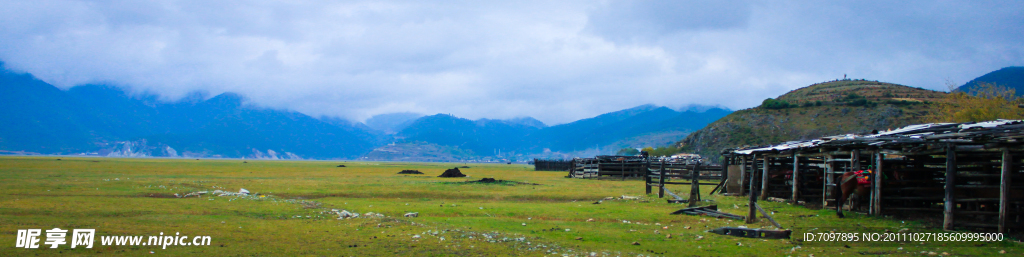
761, 98, 793, 109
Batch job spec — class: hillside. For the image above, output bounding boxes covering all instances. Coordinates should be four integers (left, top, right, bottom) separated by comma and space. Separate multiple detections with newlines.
677, 80, 947, 163
956, 66, 1024, 96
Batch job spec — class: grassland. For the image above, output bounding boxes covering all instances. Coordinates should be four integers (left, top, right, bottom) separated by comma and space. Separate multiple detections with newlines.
1, 157, 1020, 256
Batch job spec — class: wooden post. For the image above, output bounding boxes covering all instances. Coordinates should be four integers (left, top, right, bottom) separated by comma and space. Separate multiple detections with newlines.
1000, 148, 1012, 234
792, 154, 800, 203
761, 155, 770, 200
852, 149, 861, 171
658, 159, 665, 198
872, 152, 882, 215
689, 163, 701, 207
747, 154, 759, 223
620, 159, 625, 180
740, 155, 748, 196
645, 157, 652, 194
720, 154, 729, 192
824, 154, 831, 207
944, 144, 956, 231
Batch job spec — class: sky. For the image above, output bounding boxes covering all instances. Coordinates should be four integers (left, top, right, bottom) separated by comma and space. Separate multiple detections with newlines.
1, 0, 1022, 125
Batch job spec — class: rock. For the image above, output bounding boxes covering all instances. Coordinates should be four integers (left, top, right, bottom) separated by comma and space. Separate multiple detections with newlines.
575, 237, 583, 240
521, 223, 527, 226
412, 235, 420, 239
404, 212, 418, 217
239, 188, 250, 195
586, 218, 595, 222
631, 241, 640, 245
666, 234, 672, 239
621, 195, 639, 200
337, 210, 359, 219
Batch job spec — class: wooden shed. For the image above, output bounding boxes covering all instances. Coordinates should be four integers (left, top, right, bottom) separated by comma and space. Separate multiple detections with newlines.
722, 120, 1024, 233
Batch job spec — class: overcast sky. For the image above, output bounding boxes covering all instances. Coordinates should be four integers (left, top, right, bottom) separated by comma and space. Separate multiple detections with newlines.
1, 1, 1022, 125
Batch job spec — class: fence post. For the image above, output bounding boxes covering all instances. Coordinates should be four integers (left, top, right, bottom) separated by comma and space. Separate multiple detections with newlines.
688, 163, 701, 207
792, 153, 800, 203
872, 152, 882, 215
658, 159, 666, 198
760, 156, 769, 200
747, 154, 759, 223
944, 144, 956, 231
1000, 147, 1011, 233
645, 157, 652, 194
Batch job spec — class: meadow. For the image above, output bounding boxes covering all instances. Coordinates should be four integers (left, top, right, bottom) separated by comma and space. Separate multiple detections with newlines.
1, 156, 1020, 256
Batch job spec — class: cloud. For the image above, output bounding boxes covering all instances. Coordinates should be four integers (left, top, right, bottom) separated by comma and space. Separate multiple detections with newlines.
0, 0, 1021, 124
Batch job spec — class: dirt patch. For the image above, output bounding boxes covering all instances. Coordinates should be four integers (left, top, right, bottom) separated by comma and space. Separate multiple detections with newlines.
398, 170, 423, 174
446, 178, 541, 186
437, 168, 466, 177
144, 193, 178, 198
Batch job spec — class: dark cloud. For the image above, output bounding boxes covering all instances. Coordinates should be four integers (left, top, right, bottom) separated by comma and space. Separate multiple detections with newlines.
0, 1, 1021, 124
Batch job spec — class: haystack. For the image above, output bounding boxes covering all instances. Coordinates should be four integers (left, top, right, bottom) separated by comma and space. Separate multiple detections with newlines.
398, 170, 423, 174
437, 168, 466, 177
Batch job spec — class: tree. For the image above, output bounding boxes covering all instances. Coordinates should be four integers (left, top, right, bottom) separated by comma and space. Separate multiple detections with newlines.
935, 82, 1024, 122
616, 148, 640, 156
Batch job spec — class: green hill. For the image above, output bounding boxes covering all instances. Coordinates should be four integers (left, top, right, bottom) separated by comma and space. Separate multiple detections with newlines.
677, 79, 947, 163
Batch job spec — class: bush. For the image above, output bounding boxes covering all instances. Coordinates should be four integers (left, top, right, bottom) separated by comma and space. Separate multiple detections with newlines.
761, 98, 793, 109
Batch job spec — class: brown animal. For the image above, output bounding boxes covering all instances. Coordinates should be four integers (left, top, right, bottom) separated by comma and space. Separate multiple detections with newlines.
835, 171, 870, 218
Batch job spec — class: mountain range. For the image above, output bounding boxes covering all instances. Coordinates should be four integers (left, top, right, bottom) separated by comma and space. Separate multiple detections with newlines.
0, 63, 729, 160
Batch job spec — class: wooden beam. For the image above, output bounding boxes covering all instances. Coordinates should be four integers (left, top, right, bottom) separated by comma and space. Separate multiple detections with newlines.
1000, 147, 1012, 234
658, 160, 665, 198
740, 155, 747, 196
824, 154, 832, 207
761, 156, 770, 200
792, 153, 800, 203
852, 149, 861, 172
748, 155, 758, 224
872, 151, 882, 215
944, 144, 956, 231
688, 163, 701, 207
645, 157, 651, 194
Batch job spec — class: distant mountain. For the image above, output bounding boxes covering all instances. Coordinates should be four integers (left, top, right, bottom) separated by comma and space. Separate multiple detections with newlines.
1, 61, 729, 160
956, 66, 1024, 96
0, 67, 100, 153
522, 105, 730, 153
0, 64, 375, 159
389, 104, 730, 158
678, 79, 947, 163
396, 114, 542, 155
363, 112, 424, 134
500, 117, 547, 129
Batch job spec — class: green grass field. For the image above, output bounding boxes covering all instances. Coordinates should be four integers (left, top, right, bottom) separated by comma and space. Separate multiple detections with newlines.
1, 157, 1020, 256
